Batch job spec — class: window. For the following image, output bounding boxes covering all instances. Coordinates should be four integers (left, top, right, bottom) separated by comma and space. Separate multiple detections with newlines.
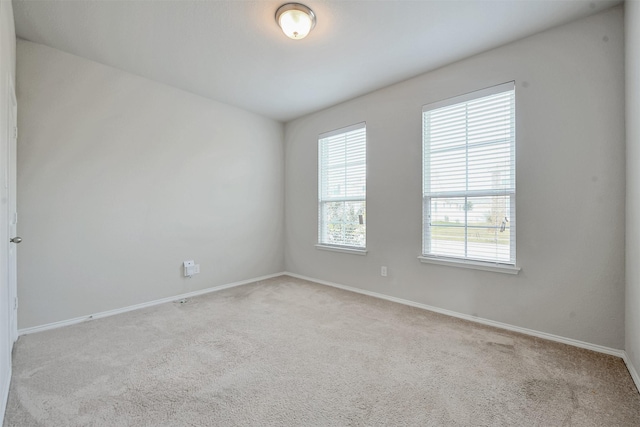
422, 82, 515, 266
318, 123, 366, 250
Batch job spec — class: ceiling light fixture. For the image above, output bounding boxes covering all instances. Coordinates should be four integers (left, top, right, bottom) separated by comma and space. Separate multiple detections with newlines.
275, 3, 316, 40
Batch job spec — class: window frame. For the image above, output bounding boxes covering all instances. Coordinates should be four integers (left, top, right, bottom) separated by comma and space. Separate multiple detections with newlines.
316, 122, 367, 254
420, 82, 519, 273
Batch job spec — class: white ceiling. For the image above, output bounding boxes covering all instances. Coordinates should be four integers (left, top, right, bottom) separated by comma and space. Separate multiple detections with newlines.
13, 0, 621, 122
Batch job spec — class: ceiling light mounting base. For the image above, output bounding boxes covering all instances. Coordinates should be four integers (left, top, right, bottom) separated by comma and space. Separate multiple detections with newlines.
275, 3, 316, 40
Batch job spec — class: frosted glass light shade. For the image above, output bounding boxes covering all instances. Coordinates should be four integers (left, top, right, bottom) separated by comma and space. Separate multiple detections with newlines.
276, 3, 316, 40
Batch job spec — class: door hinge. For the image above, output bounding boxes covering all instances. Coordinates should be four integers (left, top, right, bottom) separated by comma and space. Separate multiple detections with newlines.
13, 297, 18, 310
13, 126, 17, 140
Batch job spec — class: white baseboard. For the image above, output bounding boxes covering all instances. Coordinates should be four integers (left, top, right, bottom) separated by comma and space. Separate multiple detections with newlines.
622, 352, 640, 393
18, 270, 638, 393
283, 272, 626, 359
18, 272, 285, 336
0, 365, 10, 427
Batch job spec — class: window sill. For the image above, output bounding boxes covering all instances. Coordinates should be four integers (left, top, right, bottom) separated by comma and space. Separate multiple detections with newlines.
315, 245, 368, 256
418, 256, 520, 275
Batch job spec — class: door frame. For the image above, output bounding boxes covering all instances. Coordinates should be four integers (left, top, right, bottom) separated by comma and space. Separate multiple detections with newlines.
6, 74, 17, 343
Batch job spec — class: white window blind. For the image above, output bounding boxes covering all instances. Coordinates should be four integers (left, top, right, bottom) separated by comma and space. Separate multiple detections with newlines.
422, 82, 515, 265
318, 123, 366, 249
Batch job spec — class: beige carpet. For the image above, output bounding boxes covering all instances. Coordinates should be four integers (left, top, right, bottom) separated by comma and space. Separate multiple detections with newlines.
4, 276, 640, 426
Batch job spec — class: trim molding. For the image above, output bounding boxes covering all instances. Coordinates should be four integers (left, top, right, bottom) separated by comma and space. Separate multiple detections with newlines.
418, 256, 520, 275
283, 271, 625, 359
622, 351, 640, 393
17, 270, 637, 393
0, 366, 10, 426
315, 245, 368, 256
18, 272, 285, 336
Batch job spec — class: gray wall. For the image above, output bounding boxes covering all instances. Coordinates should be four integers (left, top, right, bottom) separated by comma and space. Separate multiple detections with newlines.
17, 40, 284, 329
626, 0, 640, 377
284, 7, 625, 349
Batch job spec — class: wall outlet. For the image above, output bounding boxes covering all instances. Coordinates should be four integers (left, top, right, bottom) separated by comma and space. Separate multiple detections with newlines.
381, 266, 388, 277
184, 260, 198, 277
